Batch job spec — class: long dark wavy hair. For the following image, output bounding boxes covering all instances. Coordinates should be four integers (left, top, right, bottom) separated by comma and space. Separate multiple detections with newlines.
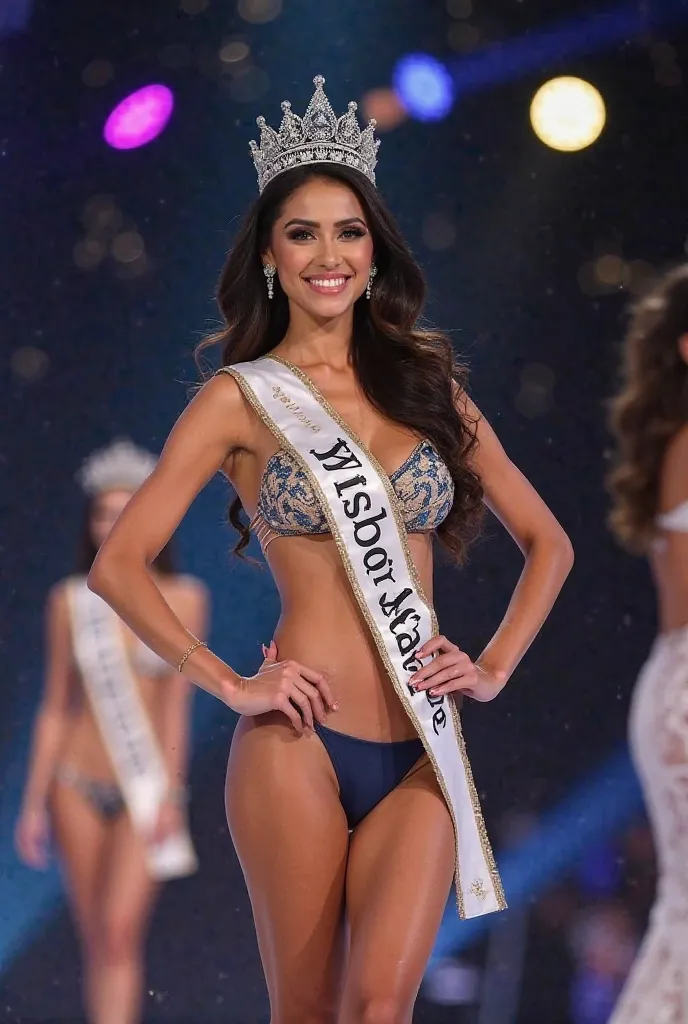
75, 494, 175, 575
196, 163, 484, 562
608, 264, 688, 553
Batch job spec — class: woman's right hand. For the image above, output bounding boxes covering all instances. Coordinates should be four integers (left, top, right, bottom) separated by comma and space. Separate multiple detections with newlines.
15, 805, 50, 870
224, 642, 338, 733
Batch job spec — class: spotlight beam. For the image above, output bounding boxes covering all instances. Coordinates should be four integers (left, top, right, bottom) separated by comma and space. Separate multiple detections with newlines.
449, 0, 688, 95
429, 745, 643, 964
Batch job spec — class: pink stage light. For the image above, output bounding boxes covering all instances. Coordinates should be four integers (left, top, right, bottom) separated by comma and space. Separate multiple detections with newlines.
104, 85, 174, 150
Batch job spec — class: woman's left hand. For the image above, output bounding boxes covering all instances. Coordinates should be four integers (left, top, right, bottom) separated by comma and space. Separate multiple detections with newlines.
410, 636, 508, 703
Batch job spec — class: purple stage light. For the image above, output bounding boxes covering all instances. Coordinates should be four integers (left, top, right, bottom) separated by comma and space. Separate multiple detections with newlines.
104, 85, 174, 150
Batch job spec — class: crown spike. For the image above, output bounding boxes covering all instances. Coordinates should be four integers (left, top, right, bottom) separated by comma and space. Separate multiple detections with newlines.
302, 76, 337, 142
278, 100, 305, 148
249, 74, 380, 193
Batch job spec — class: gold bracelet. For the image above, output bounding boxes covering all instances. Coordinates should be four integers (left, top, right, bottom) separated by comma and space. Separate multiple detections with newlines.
177, 639, 207, 673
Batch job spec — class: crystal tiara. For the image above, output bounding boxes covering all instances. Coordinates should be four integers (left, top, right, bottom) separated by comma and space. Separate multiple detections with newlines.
250, 75, 381, 194
77, 438, 157, 496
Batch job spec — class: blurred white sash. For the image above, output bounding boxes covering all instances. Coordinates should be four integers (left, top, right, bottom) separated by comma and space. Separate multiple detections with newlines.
67, 578, 197, 880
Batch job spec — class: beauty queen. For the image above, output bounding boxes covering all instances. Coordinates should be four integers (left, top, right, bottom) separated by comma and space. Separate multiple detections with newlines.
91, 76, 574, 1021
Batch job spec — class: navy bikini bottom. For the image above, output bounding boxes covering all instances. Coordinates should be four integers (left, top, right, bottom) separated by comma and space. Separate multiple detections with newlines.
313, 721, 425, 829
55, 764, 126, 820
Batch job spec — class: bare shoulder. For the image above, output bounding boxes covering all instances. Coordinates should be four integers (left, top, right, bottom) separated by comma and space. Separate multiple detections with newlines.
187, 371, 254, 451
660, 423, 688, 506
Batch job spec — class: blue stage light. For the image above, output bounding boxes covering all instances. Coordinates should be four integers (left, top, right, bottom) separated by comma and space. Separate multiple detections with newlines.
393, 54, 455, 122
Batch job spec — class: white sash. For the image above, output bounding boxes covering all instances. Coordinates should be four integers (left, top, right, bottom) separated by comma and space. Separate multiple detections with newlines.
67, 579, 198, 880
223, 356, 505, 919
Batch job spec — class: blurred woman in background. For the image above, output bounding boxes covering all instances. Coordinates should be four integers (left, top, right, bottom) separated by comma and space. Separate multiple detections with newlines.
608, 265, 688, 1022
15, 439, 208, 1024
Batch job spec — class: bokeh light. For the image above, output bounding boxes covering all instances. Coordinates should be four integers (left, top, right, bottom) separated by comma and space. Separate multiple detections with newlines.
11, 347, 49, 381
361, 88, 408, 132
73, 237, 106, 271
594, 253, 627, 287
577, 250, 655, 297
104, 84, 174, 151
219, 39, 250, 65
111, 231, 145, 263
530, 77, 606, 152
237, 0, 282, 24
393, 54, 455, 122
81, 194, 121, 234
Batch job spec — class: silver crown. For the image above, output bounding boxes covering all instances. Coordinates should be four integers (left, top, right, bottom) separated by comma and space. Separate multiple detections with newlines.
77, 438, 157, 496
250, 75, 381, 193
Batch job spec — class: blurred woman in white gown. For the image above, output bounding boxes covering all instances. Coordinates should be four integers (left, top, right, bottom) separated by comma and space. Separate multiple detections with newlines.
608, 265, 688, 1022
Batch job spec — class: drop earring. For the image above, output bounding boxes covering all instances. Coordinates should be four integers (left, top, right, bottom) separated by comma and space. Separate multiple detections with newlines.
263, 263, 276, 300
366, 263, 378, 300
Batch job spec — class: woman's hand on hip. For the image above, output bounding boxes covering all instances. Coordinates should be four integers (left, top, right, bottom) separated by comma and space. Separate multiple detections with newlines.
223, 641, 338, 733
409, 635, 507, 703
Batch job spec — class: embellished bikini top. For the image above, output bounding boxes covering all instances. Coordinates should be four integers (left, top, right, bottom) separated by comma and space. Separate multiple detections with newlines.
251, 439, 454, 552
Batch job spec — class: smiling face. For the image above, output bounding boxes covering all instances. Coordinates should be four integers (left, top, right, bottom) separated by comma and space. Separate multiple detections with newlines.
264, 176, 375, 321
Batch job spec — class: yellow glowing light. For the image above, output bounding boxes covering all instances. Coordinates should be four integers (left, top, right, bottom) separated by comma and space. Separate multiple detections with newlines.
530, 77, 606, 152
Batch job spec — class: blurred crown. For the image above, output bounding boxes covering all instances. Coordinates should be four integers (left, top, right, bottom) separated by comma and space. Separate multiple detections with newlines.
250, 75, 381, 193
77, 438, 157, 496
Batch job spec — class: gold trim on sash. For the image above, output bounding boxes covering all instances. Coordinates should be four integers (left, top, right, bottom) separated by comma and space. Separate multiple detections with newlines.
266, 357, 505, 910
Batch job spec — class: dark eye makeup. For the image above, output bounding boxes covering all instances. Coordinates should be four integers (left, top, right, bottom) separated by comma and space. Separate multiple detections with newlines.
285, 225, 368, 241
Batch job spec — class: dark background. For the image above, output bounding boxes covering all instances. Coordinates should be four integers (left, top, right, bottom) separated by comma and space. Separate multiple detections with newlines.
1, 0, 685, 1020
